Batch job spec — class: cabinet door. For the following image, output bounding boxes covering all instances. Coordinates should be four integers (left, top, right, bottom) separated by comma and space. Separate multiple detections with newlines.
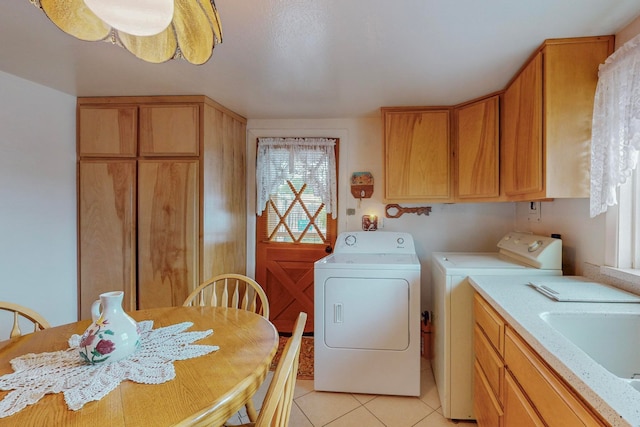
455, 96, 499, 199
474, 361, 503, 427
139, 105, 199, 156
383, 109, 451, 201
544, 39, 613, 198
78, 106, 137, 157
79, 161, 136, 319
504, 371, 545, 427
505, 327, 606, 426
137, 160, 198, 309
474, 325, 503, 399
502, 54, 543, 196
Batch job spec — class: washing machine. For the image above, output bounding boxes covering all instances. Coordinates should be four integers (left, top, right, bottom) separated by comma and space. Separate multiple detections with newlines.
431, 231, 563, 420
314, 231, 421, 396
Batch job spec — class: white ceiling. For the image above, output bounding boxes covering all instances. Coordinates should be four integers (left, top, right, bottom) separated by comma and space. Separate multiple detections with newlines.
1, 1, 639, 119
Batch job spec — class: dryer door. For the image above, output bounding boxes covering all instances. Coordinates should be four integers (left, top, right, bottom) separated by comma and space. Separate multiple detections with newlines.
324, 277, 409, 350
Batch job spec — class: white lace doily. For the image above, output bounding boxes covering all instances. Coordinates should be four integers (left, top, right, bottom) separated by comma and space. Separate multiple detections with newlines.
0, 320, 219, 418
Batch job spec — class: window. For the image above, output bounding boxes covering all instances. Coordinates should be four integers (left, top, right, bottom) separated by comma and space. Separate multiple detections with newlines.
605, 168, 640, 270
590, 34, 640, 276
255, 137, 337, 244
264, 178, 328, 243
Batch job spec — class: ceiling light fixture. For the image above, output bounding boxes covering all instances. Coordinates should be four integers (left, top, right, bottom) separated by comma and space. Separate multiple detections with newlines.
29, 0, 223, 65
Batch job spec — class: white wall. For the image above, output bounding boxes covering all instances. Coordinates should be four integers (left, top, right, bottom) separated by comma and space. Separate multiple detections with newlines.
247, 118, 516, 311
0, 70, 77, 335
514, 200, 605, 275
616, 14, 640, 48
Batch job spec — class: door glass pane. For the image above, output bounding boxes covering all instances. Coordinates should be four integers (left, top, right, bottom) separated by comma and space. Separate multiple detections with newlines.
266, 180, 327, 244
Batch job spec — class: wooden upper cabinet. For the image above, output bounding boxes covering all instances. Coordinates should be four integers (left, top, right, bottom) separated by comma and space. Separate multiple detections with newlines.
382, 107, 452, 202
502, 54, 543, 197
78, 106, 137, 157
139, 105, 199, 156
454, 95, 500, 200
544, 38, 612, 198
501, 36, 614, 201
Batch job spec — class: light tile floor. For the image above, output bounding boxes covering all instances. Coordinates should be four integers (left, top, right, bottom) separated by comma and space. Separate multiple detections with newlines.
226, 358, 478, 427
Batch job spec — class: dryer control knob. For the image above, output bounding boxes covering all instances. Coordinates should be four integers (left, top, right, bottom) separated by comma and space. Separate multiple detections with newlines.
344, 234, 357, 246
397, 237, 405, 245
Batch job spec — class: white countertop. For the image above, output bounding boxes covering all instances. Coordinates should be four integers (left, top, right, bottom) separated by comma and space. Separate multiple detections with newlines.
469, 275, 640, 427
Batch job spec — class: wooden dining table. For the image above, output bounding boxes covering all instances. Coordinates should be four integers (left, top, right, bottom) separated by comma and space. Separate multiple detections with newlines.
0, 306, 279, 427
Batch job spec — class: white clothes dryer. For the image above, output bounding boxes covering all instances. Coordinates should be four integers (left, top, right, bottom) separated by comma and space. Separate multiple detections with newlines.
431, 231, 563, 420
314, 231, 421, 396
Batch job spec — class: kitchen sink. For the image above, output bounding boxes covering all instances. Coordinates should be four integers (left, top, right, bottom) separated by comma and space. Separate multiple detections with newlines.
540, 312, 640, 380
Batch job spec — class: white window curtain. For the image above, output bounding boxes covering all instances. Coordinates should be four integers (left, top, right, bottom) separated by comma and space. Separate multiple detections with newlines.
256, 137, 337, 218
590, 34, 640, 218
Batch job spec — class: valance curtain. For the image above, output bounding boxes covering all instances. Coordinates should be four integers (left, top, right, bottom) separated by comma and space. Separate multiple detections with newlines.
256, 137, 337, 218
590, 34, 640, 218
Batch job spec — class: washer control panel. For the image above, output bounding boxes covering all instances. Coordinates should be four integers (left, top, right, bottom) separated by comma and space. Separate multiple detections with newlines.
497, 231, 562, 269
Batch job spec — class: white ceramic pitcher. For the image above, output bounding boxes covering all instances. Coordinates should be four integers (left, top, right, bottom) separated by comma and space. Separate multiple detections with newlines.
79, 291, 140, 364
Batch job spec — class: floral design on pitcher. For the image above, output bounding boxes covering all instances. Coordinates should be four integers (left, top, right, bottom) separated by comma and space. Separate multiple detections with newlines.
79, 319, 116, 364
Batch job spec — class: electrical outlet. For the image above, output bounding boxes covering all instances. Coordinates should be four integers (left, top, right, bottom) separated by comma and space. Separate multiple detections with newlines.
528, 202, 541, 222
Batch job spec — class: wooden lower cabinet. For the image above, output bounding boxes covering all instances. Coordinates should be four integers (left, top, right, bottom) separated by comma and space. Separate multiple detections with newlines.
504, 327, 606, 427
474, 360, 503, 427
504, 370, 545, 427
79, 161, 137, 314
137, 160, 198, 309
474, 293, 607, 427
474, 294, 505, 427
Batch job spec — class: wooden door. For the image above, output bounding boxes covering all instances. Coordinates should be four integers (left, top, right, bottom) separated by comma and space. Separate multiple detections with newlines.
502, 53, 543, 197
256, 154, 338, 334
137, 160, 199, 309
78, 160, 136, 320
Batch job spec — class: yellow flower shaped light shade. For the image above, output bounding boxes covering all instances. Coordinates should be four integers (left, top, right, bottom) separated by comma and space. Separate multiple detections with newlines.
29, 0, 223, 65
83, 0, 175, 36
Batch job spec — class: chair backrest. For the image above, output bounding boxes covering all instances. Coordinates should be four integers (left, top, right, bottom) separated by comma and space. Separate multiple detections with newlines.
255, 312, 307, 427
0, 301, 50, 339
183, 273, 270, 319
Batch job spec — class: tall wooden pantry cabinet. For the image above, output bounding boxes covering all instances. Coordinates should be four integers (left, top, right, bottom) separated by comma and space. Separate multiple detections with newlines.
77, 96, 247, 320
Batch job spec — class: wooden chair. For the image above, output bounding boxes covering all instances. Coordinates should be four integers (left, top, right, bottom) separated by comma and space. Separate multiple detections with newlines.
184, 273, 270, 422
0, 301, 50, 339
239, 312, 307, 427
183, 273, 269, 319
